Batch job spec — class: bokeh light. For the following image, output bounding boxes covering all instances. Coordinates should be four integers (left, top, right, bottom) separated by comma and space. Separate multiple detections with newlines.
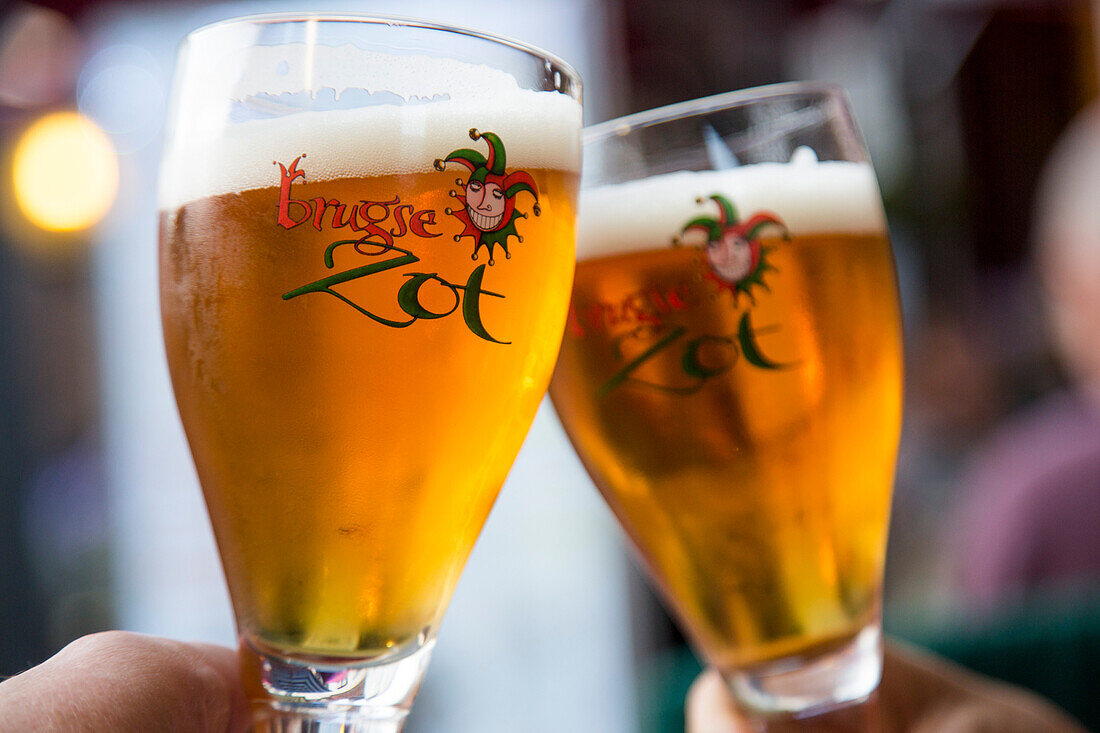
12, 111, 118, 232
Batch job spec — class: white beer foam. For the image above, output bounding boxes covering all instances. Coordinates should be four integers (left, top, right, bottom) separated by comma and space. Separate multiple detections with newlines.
578, 151, 886, 260
159, 48, 581, 210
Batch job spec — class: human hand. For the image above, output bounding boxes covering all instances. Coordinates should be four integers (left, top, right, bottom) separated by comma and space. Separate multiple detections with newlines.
686, 642, 1087, 732
0, 630, 250, 732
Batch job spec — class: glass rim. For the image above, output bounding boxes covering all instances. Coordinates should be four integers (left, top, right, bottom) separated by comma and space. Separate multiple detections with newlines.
183, 12, 581, 89
583, 82, 846, 145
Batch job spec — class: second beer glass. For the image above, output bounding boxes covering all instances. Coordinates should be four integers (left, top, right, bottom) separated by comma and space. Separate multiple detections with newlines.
549, 84, 902, 716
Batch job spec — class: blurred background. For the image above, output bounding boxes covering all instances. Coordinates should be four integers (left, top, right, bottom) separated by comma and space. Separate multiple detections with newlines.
2, 0, 1099, 730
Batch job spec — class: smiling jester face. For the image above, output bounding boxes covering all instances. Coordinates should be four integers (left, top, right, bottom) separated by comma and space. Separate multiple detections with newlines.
465, 179, 506, 231
434, 129, 540, 265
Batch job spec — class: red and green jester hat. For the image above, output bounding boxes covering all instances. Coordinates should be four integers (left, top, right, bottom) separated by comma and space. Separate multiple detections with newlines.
681, 193, 788, 303
434, 128, 540, 265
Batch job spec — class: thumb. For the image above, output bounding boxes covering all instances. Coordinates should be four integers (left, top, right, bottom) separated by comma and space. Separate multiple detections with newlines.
687, 668, 759, 733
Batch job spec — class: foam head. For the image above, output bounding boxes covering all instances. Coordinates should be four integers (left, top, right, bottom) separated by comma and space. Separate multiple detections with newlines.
159, 41, 581, 210
577, 148, 887, 260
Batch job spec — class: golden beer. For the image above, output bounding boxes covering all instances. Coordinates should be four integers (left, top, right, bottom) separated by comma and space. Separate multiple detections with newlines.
161, 162, 577, 659
160, 15, 583, 727
550, 163, 902, 671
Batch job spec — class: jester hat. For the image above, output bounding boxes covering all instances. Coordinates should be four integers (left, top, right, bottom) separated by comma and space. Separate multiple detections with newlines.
682, 194, 787, 273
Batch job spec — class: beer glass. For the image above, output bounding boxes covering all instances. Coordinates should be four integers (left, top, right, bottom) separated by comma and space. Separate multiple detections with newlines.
549, 84, 902, 717
159, 14, 581, 730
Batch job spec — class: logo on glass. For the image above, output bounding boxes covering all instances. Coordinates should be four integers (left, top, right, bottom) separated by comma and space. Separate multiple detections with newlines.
679, 193, 787, 304
279, 129, 536, 344
585, 193, 794, 398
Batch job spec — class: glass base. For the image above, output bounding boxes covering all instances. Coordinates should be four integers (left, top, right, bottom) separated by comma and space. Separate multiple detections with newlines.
242, 637, 436, 732
723, 624, 882, 717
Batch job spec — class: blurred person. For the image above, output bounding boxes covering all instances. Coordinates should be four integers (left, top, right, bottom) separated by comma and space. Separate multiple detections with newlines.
685, 643, 1087, 732
952, 102, 1100, 610
0, 631, 249, 732
923, 102, 1100, 730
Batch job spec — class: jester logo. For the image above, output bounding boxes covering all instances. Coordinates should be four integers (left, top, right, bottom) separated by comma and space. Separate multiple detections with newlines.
434, 129, 540, 265
680, 194, 789, 303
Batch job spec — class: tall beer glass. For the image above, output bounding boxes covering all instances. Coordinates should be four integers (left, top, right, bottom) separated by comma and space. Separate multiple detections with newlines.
158, 15, 581, 730
549, 84, 902, 717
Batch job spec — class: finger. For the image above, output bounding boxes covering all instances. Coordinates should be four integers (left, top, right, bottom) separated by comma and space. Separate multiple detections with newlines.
686, 668, 756, 733
0, 631, 251, 732
881, 642, 1088, 733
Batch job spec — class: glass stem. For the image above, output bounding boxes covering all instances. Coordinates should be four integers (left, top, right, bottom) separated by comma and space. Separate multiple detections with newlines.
724, 623, 882, 717
241, 638, 435, 732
